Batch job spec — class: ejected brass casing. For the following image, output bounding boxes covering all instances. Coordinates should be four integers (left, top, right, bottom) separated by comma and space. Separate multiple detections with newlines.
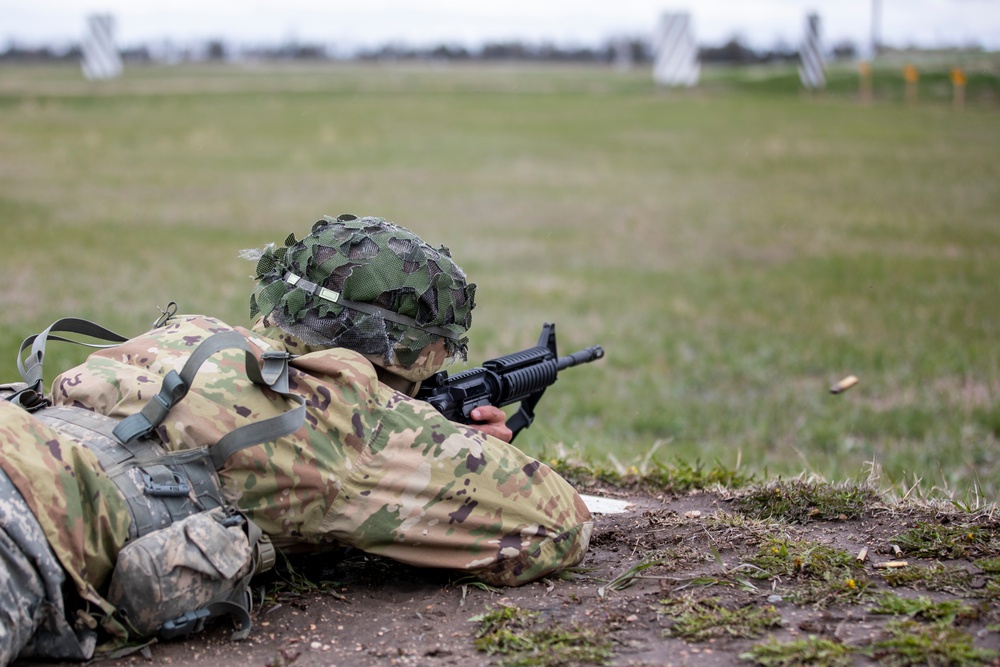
830, 375, 859, 394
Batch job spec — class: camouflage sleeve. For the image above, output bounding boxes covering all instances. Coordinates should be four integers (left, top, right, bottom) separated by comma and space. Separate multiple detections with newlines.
318, 386, 593, 586
0, 401, 129, 650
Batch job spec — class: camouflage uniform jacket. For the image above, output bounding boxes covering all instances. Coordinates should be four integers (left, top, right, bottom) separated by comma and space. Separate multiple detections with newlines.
0, 401, 129, 647
33, 314, 590, 613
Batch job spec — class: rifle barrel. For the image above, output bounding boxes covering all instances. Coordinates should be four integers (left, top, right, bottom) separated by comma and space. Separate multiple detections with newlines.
556, 345, 604, 371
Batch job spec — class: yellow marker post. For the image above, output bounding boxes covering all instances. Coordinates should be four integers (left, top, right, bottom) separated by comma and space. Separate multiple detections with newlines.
950, 67, 967, 111
858, 61, 873, 104
902, 64, 919, 106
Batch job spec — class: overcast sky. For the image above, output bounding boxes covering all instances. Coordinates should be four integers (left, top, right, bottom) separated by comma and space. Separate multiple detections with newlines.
4, 0, 999, 52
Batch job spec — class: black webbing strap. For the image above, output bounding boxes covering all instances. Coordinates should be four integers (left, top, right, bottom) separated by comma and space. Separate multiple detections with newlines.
112, 331, 306, 470
17, 317, 130, 393
158, 600, 252, 641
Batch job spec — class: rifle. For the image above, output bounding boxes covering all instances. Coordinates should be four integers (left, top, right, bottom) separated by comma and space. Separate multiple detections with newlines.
416, 323, 604, 441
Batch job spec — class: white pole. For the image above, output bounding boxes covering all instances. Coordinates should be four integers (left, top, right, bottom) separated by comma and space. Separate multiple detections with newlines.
798, 13, 826, 91
81, 14, 123, 81
652, 13, 700, 88
871, 0, 882, 57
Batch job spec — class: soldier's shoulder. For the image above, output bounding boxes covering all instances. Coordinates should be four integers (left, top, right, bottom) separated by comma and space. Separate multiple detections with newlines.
292, 346, 381, 388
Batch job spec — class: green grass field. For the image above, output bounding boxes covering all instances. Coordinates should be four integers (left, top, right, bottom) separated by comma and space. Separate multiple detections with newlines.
2, 59, 998, 496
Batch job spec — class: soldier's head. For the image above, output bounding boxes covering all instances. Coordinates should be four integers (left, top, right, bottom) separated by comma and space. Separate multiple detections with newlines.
247, 214, 476, 383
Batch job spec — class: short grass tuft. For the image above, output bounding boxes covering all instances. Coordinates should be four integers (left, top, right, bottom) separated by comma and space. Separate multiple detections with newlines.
974, 557, 1000, 575
471, 605, 612, 667
734, 479, 879, 523
878, 562, 974, 594
639, 457, 756, 493
747, 537, 872, 607
870, 592, 978, 625
659, 595, 783, 642
870, 620, 998, 667
740, 635, 855, 667
892, 522, 999, 560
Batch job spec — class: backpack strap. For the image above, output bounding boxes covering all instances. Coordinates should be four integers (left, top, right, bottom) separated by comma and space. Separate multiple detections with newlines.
112, 331, 306, 470
158, 601, 252, 641
17, 317, 130, 394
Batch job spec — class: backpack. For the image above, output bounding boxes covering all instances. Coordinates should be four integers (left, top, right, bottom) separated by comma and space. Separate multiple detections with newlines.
2, 306, 305, 643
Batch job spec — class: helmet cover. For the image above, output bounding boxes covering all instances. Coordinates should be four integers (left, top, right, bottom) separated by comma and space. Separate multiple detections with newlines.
246, 215, 476, 380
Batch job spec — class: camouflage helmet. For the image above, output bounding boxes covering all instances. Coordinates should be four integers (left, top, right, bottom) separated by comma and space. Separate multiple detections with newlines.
247, 215, 476, 380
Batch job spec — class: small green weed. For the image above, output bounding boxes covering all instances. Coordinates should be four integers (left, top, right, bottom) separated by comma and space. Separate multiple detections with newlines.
705, 509, 783, 533
260, 552, 347, 605
651, 545, 710, 574
749, 538, 862, 578
973, 579, 1000, 603
454, 577, 503, 594
879, 563, 974, 594
740, 635, 855, 667
793, 574, 875, 608
747, 538, 871, 607
597, 553, 669, 597
734, 479, 879, 523
870, 592, 977, 625
870, 620, 998, 667
745, 606, 1000, 667
892, 522, 999, 559
974, 557, 1000, 575
659, 595, 782, 642
703, 511, 788, 552
472, 606, 539, 654
471, 605, 612, 667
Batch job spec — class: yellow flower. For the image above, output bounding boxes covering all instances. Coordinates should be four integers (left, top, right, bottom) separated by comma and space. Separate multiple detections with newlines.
845, 579, 856, 589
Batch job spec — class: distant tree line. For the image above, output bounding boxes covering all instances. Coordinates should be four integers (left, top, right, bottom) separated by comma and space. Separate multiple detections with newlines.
0, 35, 874, 65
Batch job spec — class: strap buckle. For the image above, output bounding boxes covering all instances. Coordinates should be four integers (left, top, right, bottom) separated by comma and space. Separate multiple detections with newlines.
159, 609, 210, 639
142, 469, 191, 497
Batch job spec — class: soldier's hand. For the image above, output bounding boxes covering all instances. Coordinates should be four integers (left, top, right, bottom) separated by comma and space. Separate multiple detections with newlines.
469, 406, 513, 443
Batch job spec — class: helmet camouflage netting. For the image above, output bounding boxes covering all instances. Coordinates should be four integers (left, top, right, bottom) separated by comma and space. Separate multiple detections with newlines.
246, 214, 476, 369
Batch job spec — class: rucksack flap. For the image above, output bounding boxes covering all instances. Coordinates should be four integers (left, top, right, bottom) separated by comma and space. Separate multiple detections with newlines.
107, 507, 272, 641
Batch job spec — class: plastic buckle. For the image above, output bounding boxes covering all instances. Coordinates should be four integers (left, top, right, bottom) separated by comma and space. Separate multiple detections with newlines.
141, 470, 191, 497
159, 608, 210, 639
219, 510, 244, 528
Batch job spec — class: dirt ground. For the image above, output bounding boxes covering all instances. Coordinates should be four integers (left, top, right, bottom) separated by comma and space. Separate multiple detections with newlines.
19, 484, 1000, 667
